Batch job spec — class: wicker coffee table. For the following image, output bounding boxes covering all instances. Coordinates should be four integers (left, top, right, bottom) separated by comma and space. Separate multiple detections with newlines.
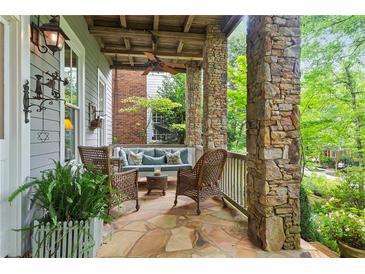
146, 174, 168, 196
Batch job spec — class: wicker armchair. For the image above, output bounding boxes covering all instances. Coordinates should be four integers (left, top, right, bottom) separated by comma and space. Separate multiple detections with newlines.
110, 170, 140, 211
78, 146, 139, 211
174, 149, 228, 215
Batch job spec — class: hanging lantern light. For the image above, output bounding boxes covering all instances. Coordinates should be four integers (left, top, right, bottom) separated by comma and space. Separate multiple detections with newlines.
31, 15, 69, 54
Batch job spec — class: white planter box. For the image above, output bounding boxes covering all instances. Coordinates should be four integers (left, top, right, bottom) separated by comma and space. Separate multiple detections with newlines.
32, 218, 103, 258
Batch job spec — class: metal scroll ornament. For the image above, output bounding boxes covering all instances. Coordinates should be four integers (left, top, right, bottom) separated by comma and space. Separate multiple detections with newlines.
23, 71, 68, 142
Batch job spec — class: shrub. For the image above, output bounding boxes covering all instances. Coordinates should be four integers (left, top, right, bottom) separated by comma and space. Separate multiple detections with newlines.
302, 173, 339, 198
318, 200, 365, 250
300, 184, 319, 241
8, 161, 111, 225
334, 166, 365, 208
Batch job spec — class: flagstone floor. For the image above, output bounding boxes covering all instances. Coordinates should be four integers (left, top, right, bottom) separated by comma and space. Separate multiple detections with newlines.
97, 184, 328, 258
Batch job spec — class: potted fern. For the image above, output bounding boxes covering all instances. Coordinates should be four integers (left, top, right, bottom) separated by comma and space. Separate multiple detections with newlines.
8, 161, 111, 258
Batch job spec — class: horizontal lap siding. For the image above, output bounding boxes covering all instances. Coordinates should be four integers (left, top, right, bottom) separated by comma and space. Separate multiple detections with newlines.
30, 16, 112, 178
64, 16, 112, 146
30, 16, 60, 178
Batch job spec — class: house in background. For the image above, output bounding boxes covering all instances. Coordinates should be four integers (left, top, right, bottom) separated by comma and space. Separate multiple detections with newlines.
112, 69, 173, 144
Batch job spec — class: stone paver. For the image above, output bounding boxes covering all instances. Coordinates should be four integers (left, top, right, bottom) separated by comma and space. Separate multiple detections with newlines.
97, 189, 328, 258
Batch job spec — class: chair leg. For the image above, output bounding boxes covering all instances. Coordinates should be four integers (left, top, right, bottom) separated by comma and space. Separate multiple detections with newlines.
173, 193, 178, 206
136, 199, 140, 211
196, 199, 201, 215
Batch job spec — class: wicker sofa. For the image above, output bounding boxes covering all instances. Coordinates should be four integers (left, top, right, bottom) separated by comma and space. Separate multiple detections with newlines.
110, 144, 197, 177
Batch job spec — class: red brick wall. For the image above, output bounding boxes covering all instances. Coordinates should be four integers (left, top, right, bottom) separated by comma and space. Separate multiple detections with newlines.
112, 69, 147, 144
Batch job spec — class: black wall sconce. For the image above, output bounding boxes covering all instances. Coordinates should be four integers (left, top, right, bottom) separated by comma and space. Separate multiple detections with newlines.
31, 15, 69, 54
88, 103, 104, 130
23, 72, 69, 142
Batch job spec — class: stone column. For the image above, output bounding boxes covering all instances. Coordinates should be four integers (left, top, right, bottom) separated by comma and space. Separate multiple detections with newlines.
246, 16, 301, 251
185, 61, 202, 147
202, 25, 228, 150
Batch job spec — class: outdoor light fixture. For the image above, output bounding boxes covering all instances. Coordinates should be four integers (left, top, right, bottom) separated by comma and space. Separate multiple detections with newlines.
31, 15, 69, 54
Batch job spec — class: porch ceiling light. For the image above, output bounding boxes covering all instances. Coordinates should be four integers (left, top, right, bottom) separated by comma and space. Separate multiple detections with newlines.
64, 117, 74, 130
31, 16, 69, 54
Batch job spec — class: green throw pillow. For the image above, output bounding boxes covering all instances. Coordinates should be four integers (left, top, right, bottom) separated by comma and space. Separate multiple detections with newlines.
142, 155, 166, 165
155, 148, 172, 157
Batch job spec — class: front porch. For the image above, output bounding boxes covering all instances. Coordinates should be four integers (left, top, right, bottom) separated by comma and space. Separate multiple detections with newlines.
97, 186, 325, 258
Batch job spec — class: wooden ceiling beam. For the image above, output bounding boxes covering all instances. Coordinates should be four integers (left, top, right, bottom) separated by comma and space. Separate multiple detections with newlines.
177, 15, 195, 54
102, 48, 203, 61
119, 15, 127, 28
111, 62, 186, 73
119, 16, 134, 66
153, 15, 159, 31
89, 26, 205, 42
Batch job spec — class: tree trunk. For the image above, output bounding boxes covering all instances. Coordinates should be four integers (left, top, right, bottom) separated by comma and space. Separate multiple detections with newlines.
345, 66, 363, 166
345, 66, 364, 192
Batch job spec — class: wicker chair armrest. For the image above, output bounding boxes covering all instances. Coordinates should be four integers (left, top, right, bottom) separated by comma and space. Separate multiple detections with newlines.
112, 169, 138, 189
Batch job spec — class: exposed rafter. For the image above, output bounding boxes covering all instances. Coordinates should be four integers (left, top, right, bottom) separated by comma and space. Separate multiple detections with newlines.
101, 48, 203, 61
89, 26, 205, 43
153, 15, 159, 31
177, 15, 195, 54
110, 62, 186, 73
119, 15, 127, 28
152, 15, 160, 52
118, 16, 134, 66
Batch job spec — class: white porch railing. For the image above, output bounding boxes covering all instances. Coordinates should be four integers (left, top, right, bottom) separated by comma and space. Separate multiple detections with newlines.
221, 151, 248, 215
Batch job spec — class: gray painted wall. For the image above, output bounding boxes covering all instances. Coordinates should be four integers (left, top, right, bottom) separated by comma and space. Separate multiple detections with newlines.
30, 16, 112, 177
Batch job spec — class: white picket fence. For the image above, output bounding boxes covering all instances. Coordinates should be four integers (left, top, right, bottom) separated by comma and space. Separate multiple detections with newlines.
32, 218, 103, 258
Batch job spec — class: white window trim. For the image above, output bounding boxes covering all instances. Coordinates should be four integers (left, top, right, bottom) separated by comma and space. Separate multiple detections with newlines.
60, 17, 85, 163
97, 68, 107, 146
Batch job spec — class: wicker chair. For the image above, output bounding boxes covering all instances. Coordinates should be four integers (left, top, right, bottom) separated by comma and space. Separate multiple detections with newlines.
78, 146, 140, 211
174, 148, 228, 215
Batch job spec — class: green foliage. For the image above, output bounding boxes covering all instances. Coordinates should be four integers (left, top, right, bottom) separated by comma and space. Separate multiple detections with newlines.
302, 174, 339, 198
301, 16, 365, 166
317, 200, 365, 250
300, 184, 319, 241
119, 95, 181, 140
120, 96, 181, 114
156, 74, 187, 143
8, 161, 111, 225
227, 55, 247, 152
334, 167, 365, 209
228, 20, 246, 67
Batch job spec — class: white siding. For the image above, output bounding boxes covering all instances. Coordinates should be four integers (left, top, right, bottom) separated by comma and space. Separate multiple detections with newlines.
29, 16, 112, 177
146, 72, 168, 143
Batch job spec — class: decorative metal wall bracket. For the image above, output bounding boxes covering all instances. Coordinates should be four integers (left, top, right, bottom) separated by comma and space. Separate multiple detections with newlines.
23, 71, 68, 142
23, 72, 68, 124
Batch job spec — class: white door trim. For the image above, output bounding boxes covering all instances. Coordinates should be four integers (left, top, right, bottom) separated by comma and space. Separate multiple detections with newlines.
0, 15, 31, 257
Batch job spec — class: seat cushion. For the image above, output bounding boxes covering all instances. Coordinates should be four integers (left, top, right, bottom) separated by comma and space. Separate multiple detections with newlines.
123, 164, 192, 172
172, 148, 189, 164
142, 155, 166, 165
138, 148, 155, 157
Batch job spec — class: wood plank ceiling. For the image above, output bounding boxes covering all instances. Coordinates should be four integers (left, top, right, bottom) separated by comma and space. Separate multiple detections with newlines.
85, 15, 242, 72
